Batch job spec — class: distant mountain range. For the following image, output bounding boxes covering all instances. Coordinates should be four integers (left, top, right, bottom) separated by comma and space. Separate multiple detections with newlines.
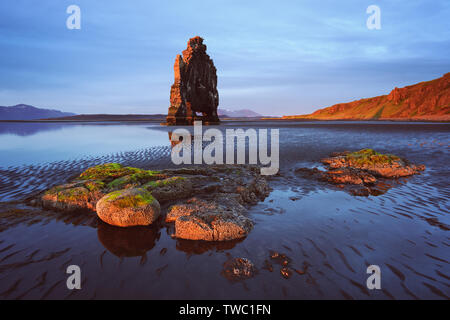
218, 109, 262, 118
0, 104, 264, 121
45, 114, 169, 121
0, 104, 76, 120
283, 73, 450, 121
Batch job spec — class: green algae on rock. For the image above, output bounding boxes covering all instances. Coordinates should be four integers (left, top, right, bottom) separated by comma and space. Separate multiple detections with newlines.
107, 171, 162, 190
345, 149, 400, 166
78, 163, 131, 180
79, 163, 164, 183
41, 183, 102, 212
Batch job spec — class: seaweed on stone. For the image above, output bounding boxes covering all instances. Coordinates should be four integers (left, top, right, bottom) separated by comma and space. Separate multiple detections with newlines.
104, 188, 156, 209
345, 149, 401, 166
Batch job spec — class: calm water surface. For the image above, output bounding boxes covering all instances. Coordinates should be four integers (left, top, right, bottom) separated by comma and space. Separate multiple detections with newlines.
0, 121, 449, 299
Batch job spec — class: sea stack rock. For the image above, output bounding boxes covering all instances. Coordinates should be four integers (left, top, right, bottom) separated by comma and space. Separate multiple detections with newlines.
166, 36, 220, 125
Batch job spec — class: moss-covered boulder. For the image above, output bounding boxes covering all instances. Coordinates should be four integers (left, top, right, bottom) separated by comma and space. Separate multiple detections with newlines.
96, 188, 161, 227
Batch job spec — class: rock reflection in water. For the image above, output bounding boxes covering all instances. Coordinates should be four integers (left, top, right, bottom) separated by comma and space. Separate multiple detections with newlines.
97, 222, 160, 258
175, 238, 243, 255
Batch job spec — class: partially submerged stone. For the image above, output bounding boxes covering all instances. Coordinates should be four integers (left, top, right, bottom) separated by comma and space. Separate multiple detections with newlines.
162, 166, 270, 241
96, 188, 161, 227
168, 198, 253, 241
280, 267, 293, 279
222, 258, 257, 281
321, 149, 425, 178
297, 149, 425, 196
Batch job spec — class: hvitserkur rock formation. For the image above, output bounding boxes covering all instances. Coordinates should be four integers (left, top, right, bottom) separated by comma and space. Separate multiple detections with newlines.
166, 36, 220, 125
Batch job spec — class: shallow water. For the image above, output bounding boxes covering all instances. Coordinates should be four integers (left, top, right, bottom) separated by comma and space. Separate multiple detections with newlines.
0, 121, 449, 299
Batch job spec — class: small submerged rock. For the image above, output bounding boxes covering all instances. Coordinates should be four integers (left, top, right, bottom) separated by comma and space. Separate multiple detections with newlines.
280, 267, 293, 279
296, 149, 425, 196
267, 251, 306, 279
222, 258, 257, 281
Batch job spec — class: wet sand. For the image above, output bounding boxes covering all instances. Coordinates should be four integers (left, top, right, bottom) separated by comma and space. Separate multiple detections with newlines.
0, 121, 449, 299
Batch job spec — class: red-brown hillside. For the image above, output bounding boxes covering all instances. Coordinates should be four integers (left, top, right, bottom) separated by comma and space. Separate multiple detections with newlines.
284, 73, 450, 121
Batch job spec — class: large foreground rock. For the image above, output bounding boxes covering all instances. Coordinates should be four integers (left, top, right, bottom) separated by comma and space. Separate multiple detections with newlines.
96, 188, 161, 227
168, 198, 253, 241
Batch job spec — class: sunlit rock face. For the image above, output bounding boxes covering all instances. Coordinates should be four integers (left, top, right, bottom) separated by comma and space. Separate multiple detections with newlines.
166, 36, 220, 125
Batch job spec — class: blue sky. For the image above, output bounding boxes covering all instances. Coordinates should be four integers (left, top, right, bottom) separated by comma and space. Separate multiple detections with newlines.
0, 0, 449, 116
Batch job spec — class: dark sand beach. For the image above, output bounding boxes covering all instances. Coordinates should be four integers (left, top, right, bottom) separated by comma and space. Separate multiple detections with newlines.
0, 120, 449, 299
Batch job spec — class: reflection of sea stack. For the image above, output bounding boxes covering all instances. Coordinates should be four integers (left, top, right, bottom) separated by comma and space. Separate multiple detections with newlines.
166, 36, 220, 125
